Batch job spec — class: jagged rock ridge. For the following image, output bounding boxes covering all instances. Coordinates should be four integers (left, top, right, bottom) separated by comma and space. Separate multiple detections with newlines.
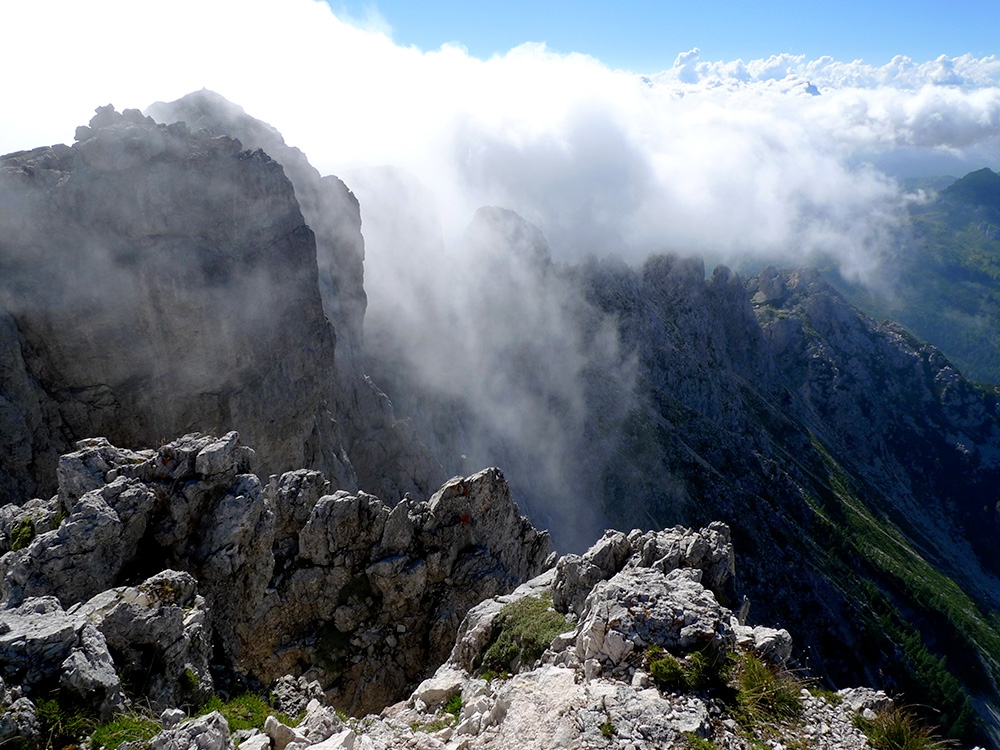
0, 433, 551, 719
1, 435, 896, 750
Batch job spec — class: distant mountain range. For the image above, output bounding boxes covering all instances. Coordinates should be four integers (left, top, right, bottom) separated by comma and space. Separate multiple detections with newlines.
830, 166, 1000, 385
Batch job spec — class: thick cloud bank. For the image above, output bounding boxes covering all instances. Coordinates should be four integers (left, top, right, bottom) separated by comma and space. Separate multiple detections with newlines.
2, 1, 1000, 548
1, 0, 999, 278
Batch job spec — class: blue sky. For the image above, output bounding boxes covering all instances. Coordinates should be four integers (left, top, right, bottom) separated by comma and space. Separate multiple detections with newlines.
331, 0, 1000, 71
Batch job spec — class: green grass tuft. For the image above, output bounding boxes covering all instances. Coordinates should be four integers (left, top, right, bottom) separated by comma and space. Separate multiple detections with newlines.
35, 696, 97, 748
733, 651, 804, 726
647, 646, 732, 694
685, 732, 718, 750
90, 712, 160, 749
649, 652, 687, 690
199, 693, 295, 732
410, 717, 453, 733
10, 517, 34, 552
443, 694, 462, 720
854, 705, 956, 750
479, 595, 568, 677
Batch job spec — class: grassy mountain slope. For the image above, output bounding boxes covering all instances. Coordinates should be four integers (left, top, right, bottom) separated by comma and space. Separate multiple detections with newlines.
832, 167, 1000, 384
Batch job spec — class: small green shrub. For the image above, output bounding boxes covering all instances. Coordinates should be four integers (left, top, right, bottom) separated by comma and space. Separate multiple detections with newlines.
91, 712, 160, 749
10, 517, 35, 552
35, 696, 97, 748
180, 668, 200, 692
854, 705, 956, 750
733, 652, 803, 725
650, 653, 687, 690
686, 649, 730, 691
443, 694, 462, 720
479, 595, 568, 677
200, 693, 295, 732
598, 697, 615, 738
410, 717, 453, 733
648, 647, 731, 692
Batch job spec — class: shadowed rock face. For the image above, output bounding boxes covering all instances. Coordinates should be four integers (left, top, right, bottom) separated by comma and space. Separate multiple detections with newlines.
145, 90, 367, 374
0, 100, 443, 504
0, 106, 354, 495
144, 90, 444, 504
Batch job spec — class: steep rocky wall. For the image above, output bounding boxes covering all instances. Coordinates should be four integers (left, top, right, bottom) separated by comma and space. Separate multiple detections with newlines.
145, 90, 367, 373
144, 90, 444, 503
0, 101, 442, 504
0, 106, 355, 493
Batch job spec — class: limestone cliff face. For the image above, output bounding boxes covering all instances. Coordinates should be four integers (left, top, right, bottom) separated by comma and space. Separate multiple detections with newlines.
145, 90, 444, 503
145, 90, 367, 373
0, 101, 441, 504
0, 106, 354, 495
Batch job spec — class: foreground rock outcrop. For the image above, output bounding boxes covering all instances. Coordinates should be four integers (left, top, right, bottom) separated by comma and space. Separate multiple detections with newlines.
0, 434, 551, 719
0, 443, 910, 749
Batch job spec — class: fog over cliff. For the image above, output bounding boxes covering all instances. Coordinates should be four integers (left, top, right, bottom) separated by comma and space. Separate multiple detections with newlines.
3, 1, 1000, 280
2, 1, 999, 549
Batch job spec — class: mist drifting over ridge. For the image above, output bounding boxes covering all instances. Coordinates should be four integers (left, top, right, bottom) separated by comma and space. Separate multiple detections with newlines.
7, 7, 1000, 740
2, 0, 1000, 283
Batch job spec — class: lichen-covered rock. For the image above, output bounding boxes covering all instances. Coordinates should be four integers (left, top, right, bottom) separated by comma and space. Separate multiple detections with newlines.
553, 522, 736, 617
0, 432, 275, 674
270, 675, 326, 717
1, 480, 144, 606
575, 567, 733, 666
732, 621, 794, 665
0, 695, 41, 750
0, 497, 61, 555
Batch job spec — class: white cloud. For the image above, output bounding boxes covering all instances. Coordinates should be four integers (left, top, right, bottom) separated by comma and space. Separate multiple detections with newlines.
5, 0, 1000, 544
1, 0, 999, 278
